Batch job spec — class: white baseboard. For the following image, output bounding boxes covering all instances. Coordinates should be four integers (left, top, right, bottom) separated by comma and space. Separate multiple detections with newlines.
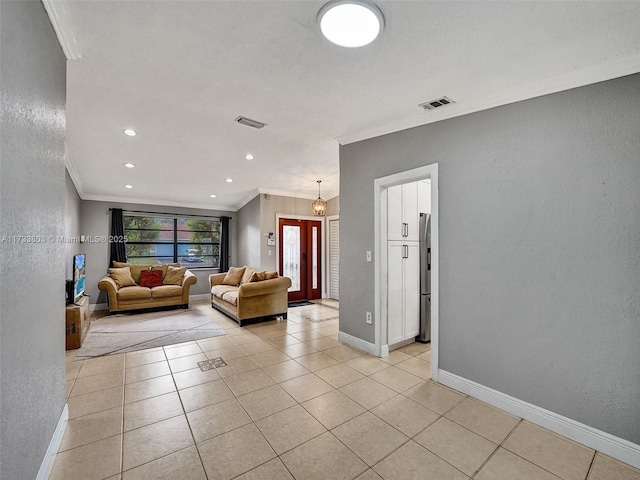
90, 303, 108, 312
37, 403, 68, 480
190, 294, 210, 301
438, 370, 640, 470
338, 331, 380, 356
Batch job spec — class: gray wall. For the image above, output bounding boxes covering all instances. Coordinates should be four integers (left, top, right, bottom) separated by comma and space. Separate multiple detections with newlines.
327, 195, 339, 217
0, 2, 67, 478
236, 195, 261, 268
65, 169, 82, 279
340, 74, 640, 444
80, 200, 237, 305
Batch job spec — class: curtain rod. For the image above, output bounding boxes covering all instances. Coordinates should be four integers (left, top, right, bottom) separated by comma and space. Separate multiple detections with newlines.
109, 208, 230, 220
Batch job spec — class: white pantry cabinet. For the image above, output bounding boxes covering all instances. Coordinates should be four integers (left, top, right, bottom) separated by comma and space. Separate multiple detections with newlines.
387, 183, 420, 241
387, 240, 420, 346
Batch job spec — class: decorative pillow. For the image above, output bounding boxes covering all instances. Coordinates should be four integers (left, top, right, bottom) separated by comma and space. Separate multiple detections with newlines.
164, 266, 187, 285
222, 266, 246, 286
108, 267, 136, 288
250, 271, 266, 282
112, 261, 151, 284
241, 267, 259, 284
139, 269, 164, 287
151, 264, 168, 280
264, 271, 279, 280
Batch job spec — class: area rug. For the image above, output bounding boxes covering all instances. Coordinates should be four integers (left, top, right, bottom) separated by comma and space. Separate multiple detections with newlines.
288, 300, 314, 307
76, 308, 225, 359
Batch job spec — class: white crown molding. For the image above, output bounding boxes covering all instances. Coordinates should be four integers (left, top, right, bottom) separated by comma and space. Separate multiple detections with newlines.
438, 370, 640, 470
63, 149, 85, 197
338, 53, 640, 145
234, 190, 261, 211
80, 193, 237, 213
42, 0, 81, 60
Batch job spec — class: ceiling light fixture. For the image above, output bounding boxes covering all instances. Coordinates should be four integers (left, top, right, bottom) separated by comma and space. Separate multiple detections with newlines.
124, 184, 133, 189
210, 194, 217, 198
123, 163, 135, 168
312, 180, 327, 216
123, 129, 137, 137
318, 0, 384, 48
225, 178, 233, 183
245, 154, 254, 160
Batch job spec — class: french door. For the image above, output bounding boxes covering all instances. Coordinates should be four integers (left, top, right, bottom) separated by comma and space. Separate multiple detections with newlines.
279, 218, 322, 302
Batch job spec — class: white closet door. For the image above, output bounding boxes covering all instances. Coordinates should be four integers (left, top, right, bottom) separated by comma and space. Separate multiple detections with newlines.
387, 241, 405, 345
329, 219, 340, 300
387, 185, 404, 241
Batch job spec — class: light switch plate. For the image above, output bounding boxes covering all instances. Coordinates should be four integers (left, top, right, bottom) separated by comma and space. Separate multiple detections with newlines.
366, 251, 372, 262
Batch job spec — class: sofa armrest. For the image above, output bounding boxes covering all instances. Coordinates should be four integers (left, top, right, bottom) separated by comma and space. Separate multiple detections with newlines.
181, 270, 197, 302
238, 276, 292, 298
98, 275, 119, 310
209, 273, 226, 288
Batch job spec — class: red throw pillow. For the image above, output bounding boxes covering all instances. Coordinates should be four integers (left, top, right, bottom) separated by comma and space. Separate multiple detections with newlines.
139, 269, 163, 287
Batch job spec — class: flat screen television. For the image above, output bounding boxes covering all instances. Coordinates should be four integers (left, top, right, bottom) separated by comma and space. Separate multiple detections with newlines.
73, 254, 86, 302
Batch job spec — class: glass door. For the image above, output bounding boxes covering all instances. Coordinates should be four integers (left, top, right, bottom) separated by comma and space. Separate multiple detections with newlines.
279, 218, 322, 301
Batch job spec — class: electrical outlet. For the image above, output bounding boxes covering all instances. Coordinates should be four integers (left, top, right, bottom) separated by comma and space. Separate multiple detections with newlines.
366, 311, 372, 324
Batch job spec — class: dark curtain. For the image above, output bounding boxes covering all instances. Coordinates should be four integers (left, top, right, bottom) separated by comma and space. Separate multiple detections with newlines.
109, 208, 127, 266
219, 216, 230, 272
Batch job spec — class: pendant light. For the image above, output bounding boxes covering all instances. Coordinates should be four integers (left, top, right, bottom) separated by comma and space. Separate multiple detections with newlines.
312, 180, 327, 216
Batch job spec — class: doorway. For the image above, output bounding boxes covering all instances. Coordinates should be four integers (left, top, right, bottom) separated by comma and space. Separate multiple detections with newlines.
374, 163, 439, 380
278, 218, 322, 302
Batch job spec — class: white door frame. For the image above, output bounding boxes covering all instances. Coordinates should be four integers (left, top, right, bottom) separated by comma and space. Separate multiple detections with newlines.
326, 215, 339, 300
374, 163, 439, 381
275, 214, 327, 298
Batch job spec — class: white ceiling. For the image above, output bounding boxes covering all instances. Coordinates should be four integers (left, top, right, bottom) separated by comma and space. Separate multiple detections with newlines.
55, 1, 640, 212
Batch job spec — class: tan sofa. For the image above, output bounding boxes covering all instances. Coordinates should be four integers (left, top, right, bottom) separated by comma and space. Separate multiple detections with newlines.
209, 267, 291, 326
98, 262, 197, 314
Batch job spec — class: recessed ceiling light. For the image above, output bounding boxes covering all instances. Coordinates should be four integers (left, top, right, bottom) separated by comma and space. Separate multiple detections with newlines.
245, 154, 254, 160
124, 184, 133, 189
210, 194, 217, 198
225, 178, 233, 183
318, 0, 384, 48
123, 163, 135, 168
123, 129, 137, 137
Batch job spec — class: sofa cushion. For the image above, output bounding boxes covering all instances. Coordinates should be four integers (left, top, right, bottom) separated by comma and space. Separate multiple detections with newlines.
222, 290, 239, 306
151, 264, 168, 280
151, 285, 183, 298
211, 285, 238, 300
164, 266, 186, 285
265, 271, 279, 280
113, 262, 151, 284
139, 269, 163, 287
241, 267, 259, 285
222, 266, 246, 286
108, 267, 137, 288
117, 286, 152, 300
250, 271, 266, 282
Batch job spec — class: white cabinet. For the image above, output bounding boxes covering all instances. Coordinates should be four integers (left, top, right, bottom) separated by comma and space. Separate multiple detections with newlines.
387, 241, 420, 346
387, 183, 420, 241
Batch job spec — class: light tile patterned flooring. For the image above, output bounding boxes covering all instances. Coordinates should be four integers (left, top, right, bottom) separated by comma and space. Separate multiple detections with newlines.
55, 300, 640, 480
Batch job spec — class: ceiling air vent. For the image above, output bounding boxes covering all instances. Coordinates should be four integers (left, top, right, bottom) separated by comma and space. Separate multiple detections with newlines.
234, 116, 267, 129
419, 96, 455, 111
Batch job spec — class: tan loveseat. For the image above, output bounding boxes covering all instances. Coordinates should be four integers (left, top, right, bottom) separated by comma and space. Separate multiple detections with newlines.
98, 262, 197, 314
209, 266, 291, 326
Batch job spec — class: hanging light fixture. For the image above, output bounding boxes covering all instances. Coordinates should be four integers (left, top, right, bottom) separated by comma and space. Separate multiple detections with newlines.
312, 180, 327, 216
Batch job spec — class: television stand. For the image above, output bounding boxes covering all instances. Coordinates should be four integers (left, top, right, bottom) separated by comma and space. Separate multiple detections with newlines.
65, 295, 90, 350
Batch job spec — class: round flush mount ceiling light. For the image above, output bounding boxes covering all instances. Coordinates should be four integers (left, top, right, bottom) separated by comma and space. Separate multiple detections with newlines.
245, 154, 254, 160
124, 184, 133, 189
318, 0, 384, 48
123, 162, 135, 168
225, 178, 233, 183
209, 194, 217, 198
123, 129, 137, 137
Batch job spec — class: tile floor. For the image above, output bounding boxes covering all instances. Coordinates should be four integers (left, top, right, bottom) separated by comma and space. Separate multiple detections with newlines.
54, 300, 640, 480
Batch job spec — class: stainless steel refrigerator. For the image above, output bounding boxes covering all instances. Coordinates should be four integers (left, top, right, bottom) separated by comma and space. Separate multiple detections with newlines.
417, 213, 431, 343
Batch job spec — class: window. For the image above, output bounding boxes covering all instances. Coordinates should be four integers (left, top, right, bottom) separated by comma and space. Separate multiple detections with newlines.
123, 214, 221, 268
